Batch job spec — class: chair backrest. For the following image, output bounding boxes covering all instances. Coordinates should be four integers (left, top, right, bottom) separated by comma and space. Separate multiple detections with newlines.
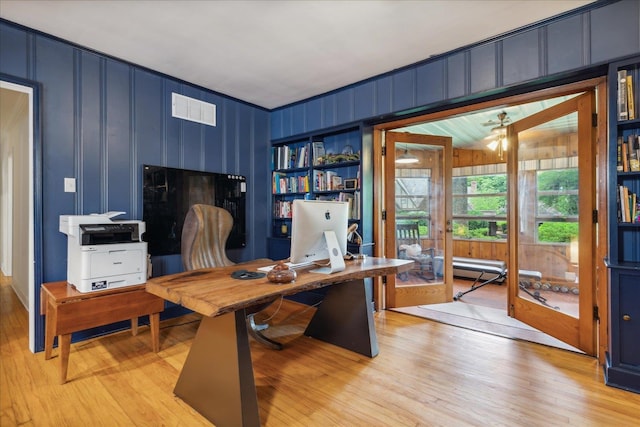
396, 222, 421, 247
181, 204, 235, 270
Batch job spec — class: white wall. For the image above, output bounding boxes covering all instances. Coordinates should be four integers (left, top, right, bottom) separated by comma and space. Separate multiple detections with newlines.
0, 87, 29, 308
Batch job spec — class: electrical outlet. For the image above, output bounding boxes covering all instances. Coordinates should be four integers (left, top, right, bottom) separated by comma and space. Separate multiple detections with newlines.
64, 178, 76, 193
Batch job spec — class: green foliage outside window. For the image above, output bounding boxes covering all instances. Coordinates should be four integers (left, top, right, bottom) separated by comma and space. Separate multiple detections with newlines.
453, 220, 506, 240
537, 169, 579, 216
538, 222, 579, 243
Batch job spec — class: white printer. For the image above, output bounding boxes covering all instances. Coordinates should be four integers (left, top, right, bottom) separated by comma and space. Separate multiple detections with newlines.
59, 212, 147, 293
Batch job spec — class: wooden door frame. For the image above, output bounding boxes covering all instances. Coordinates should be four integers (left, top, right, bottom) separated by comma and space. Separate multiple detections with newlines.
372, 77, 608, 362
383, 132, 453, 308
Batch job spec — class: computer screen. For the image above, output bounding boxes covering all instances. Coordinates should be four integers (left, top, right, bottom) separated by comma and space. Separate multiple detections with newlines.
290, 199, 349, 274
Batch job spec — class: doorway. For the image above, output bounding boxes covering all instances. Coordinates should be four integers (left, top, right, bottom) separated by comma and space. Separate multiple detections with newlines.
0, 80, 36, 352
373, 78, 607, 357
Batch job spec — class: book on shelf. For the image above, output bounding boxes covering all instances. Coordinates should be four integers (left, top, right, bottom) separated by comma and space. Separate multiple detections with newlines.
297, 144, 308, 168
324, 170, 337, 190
618, 69, 628, 121
627, 74, 636, 120
272, 171, 284, 193
313, 170, 325, 191
618, 184, 638, 223
622, 139, 630, 172
272, 143, 309, 170
274, 200, 293, 218
630, 135, 640, 172
338, 191, 360, 219
617, 136, 624, 171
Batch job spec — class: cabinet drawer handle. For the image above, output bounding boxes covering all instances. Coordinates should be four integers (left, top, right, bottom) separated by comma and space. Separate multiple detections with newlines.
622, 314, 631, 321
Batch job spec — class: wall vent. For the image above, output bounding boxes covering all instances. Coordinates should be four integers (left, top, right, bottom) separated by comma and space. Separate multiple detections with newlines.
171, 93, 216, 127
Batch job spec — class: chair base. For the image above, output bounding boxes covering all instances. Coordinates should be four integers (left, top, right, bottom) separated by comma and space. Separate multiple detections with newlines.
246, 313, 283, 350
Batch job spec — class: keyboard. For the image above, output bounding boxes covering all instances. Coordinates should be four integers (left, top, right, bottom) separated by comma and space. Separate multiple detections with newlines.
257, 261, 316, 272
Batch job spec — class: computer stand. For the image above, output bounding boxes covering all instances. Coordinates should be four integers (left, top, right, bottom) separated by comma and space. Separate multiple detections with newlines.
310, 230, 346, 274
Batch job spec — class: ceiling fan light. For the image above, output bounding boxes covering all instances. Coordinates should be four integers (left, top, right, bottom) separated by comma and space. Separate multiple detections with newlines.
487, 140, 499, 151
395, 149, 419, 164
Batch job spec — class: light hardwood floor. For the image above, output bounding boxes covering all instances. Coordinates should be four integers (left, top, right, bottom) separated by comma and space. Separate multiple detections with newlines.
1, 273, 639, 426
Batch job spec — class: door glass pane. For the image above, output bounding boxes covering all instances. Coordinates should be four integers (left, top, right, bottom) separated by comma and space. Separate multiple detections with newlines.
394, 143, 444, 285
515, 112, 579, 318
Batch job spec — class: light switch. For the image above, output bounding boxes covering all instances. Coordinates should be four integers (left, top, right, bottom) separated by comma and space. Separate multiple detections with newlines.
64, 177, 76, 193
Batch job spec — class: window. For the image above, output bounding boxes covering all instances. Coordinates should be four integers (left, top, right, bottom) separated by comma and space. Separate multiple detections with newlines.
395, 168, 431, 237
452, 167, 507, 240
536, 168, 579, 243
452, 163, 579, 243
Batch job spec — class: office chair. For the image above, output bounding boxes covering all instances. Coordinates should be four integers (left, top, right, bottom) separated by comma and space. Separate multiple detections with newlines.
181, 204, 282, 350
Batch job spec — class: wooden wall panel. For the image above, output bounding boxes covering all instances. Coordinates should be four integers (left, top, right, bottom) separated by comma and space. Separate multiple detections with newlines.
375, 75, 393, 117
323, 93, 337, 128
201, 92, 226, 173
270, 108, 284, 140
547, 14, 585, 75
306, 97, 323, 132
290, 102, 305, 136
35, 36, 75, 281
447, 52, 467, 100
392, 68, 416, 112
354, 80, 376, 120
502, 29, 541, 86
336, 89, 354, 124
416, 59, 445, 107
106, 59, 133, 215
590, 0, 640, 64
79, 51, 103, 215
469, 42, 497, 94
164, 80, 182, 168
452, 148, 505, 167
0, 24, 29, 77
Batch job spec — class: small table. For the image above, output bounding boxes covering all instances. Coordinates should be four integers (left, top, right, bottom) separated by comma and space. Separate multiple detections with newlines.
146, 257, 412, 426
40, 281, 165, 384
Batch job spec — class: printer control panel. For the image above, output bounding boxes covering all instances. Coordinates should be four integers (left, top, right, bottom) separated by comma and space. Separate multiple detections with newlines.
80, 223, 141, 245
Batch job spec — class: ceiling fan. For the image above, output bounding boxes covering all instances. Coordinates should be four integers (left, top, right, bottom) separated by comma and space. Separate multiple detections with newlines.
483, 111, 511, 159
482, 111, 511, 128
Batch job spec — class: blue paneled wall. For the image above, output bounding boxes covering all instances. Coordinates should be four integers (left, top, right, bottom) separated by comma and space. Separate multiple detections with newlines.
272, 0, 640, 140
1, 20, 271, 350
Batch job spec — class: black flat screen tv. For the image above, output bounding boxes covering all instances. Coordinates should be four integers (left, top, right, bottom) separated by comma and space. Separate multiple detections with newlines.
143, 165, 246, 256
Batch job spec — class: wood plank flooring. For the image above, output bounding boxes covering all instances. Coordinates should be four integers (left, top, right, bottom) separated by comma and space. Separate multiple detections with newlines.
1, 274, 639, 426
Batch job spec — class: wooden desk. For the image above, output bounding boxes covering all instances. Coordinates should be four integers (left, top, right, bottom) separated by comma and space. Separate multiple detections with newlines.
41, 281, 165, 384
146, 257, 412, 427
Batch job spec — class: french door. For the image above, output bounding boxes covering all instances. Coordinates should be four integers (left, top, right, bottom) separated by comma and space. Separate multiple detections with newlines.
383, 132, 453, 307
506, 91, 596, 354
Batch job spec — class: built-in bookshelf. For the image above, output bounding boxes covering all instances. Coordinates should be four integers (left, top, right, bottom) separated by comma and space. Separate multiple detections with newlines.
269, 126, 363, 260
605, 56, 640, 394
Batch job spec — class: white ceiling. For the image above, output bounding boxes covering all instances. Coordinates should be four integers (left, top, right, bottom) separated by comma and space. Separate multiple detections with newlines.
0, 0, 594, 109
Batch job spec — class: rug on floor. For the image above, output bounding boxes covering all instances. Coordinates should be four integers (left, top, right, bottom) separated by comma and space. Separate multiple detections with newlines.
392, 302, 581, 353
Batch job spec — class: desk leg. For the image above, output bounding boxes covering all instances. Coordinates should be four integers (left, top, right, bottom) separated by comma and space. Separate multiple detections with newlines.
150, 312, 160, 353
304, 279, 379, 358
174, 310, 260, 427
58, 334, 71, 384
130, 317, 138, 336
44, 299, 56, 361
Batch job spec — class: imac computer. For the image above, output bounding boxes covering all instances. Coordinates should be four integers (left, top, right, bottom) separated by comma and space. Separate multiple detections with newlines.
290, 199, 349, 274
